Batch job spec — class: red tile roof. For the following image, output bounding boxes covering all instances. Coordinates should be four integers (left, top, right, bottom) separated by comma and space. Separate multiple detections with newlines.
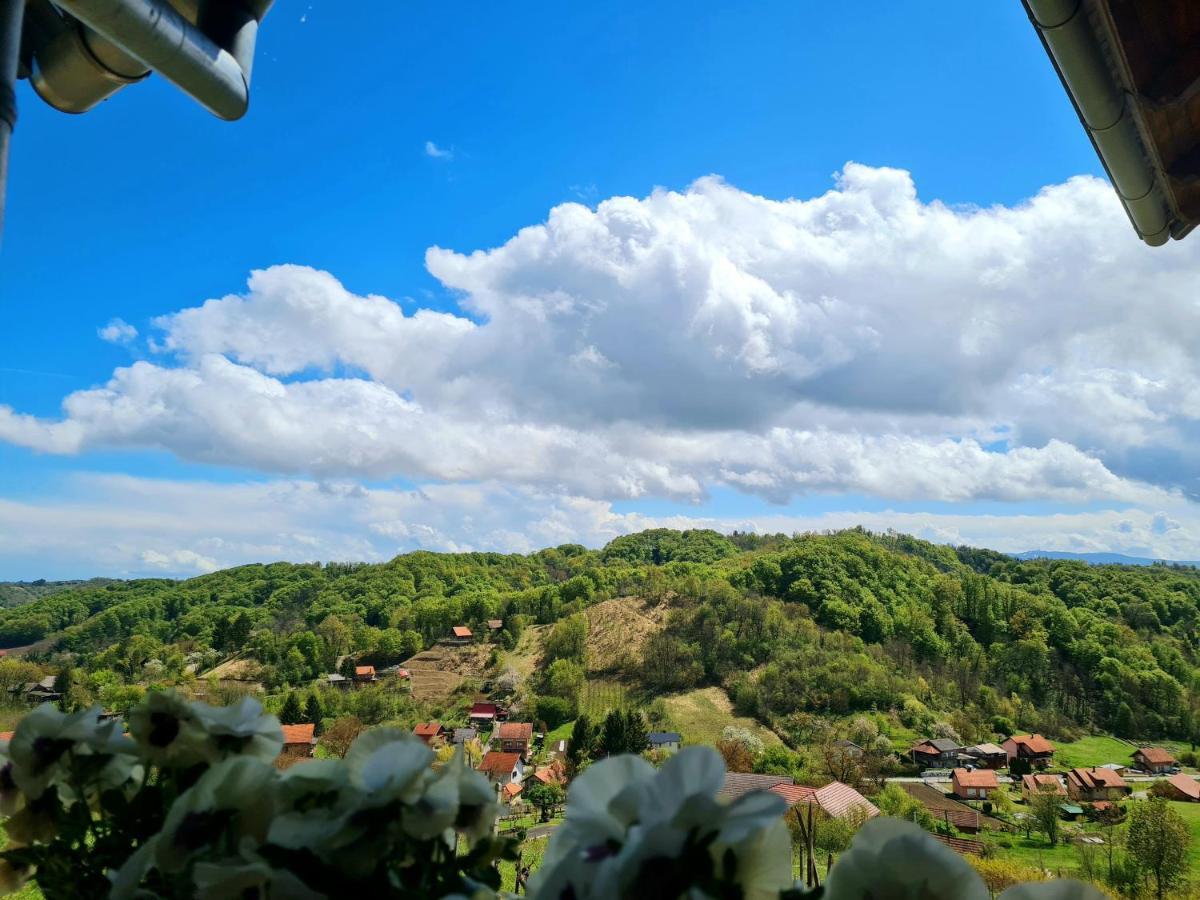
496, 721, 533, 742
1022, 773, 1065, 795
470, 702, 499, 717
1009, 734, 1054, 754
396, 669, 410, 678
1136, 747, 1176, 765
953, 768, 999, 789
355, 665, 375, 677
770, 784, 818, 806
281, 723, 315, 745
501, 781, 523, 799
452, 626, 473, 639
413, 721, 444, 739
771, 782, 879, 820
1167, 773, 1200, 800
0, 731, 12, 742
480, 751, 522, 777
930, 833, 985, 856
532, 760, 566, 785
1067, 767, 1128, 791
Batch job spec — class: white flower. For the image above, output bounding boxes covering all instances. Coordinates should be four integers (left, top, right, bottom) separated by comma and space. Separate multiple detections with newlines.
998, 882, 1109, 900
344, 728, 434, 804
6, 704, 134, 803
155, 756, 277, 873
823, 817, 990, 900
192, 856, 325, 900
193, 696, 283, 762
127, 690, 211, 767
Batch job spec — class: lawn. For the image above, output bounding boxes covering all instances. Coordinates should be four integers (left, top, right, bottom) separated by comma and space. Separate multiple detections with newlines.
545, 718, 574, 746
500, 836, 548, 893
661, 686, 783, 748
1053, 735, 1136, 770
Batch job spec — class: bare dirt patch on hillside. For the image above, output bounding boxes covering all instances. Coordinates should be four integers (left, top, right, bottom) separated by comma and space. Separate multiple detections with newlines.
401, 643, 493, 703
584, 596, 669, 675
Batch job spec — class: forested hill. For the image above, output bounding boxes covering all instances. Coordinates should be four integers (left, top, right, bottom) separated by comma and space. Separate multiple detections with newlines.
3, 528, 1199, 743
0, 578, 117, 608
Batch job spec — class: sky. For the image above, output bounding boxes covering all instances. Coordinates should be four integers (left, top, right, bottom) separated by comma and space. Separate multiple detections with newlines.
3, 2, 1200, 579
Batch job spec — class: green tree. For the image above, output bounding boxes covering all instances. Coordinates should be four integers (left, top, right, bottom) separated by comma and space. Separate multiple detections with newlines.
597, 709, 627, 758
525, 782, 565, 822
543, 613, 588, 666
567, 715, 593, 769
304, 693, 324, 735
279, 691, 304, 725
1029, 790, 1061, 846
1126, 797, 1190, 900
623, 709, 648, 755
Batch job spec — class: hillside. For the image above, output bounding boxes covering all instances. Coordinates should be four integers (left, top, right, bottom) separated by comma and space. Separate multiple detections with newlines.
1, 528, 1199, 748
0, 578, 116, 608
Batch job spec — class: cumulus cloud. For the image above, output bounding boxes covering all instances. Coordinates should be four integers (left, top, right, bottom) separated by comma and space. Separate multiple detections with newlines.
4, 165, 1200, 515
424, 141, 453, 160
1, 473, 1197, 579
98, 318, 137, 344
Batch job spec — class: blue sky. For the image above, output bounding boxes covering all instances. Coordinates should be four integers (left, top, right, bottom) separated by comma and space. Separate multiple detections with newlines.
3, 1, 1198, 579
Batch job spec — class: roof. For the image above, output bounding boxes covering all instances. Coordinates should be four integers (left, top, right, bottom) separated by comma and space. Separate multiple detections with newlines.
648, 731, 682, 744
532, 760, 566, 785
452, 728, 478, 743
413, 721, 444, 737
326, 673, 347, 682
770, 784, 819, 806
281, 723, 315, 745
966, 743, 1006, 756
1060, 804, 1085, 815
1022, 773, 1065, 794
897, 783, 1006, 831
929, 833, 985, 856
501, 781, 523, 799
914, 738, 961, 753
479, 751, 522, 776
396, 668, 410, 678
1022, 0, 1200, 244
832, 739, 862, 749
953, 768, 999, 789
1067, 767, 1128, 791
487, 619, 503, 629
718, 772, 793, 803
355, 666, 375, 677
1135, 747, 1176, 765
1167, 773, 1200, 800
496, 721, 533, 742
769, 782, 879, 820
452, 626, 473, 638
1008, 734, 1054, 754
470, 702, 499, 717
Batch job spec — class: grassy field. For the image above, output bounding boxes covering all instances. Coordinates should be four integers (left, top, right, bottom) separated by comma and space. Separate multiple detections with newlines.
1053, 735, 1136, 770
661, 686, 783, 748
500, 836, 548, 893
580, 680, 629, 719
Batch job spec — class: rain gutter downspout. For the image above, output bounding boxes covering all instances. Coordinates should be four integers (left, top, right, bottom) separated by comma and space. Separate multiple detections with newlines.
1023, 0, 1173, 245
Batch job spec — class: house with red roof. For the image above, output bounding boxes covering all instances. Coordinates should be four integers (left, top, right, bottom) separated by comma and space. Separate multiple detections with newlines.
769, 781, 879, 821
530, 759, 567, 787
479, 750, 525, 786
1002, 734, 1054, 769
1066, 767, 1129, 802
354, 665, 376, 684
1132, 747, 1176, 774
448, 626, 473, 645
413, 721, 448, 746
1021, 773, 1065, 801
1162, 773, 1200, 802
495, 721, 534, 758
952, 768, 999, 800
469, 702, 504, 728
500, 781, 524, 804
280, 723, 316, 759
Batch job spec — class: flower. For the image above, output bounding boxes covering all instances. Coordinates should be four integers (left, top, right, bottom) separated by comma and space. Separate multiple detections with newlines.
5, 704, 135, 803
344, 728, 435, 804
192, 696, 283, 762
127, 690, 211, 767
192, 855, 325, 900
998, 883, 1108, 900
155, 756, 276, 874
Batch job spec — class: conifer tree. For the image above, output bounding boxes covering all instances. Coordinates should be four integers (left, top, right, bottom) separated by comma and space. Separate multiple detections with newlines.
280, 691, 304, 725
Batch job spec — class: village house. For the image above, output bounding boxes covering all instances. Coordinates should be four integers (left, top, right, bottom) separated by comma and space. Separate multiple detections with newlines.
495, 721, 534, 758
1021, 773, 1066, 801
354, 665, 376, 684
952, 767, 999, 801
469, 702, 505, 729
910, 738, 963, 768
897, 783, 1006, 834
717, 772, 794, 803
479, 750, 525, 787
769, 781, 881, 821
324, 673, 350, 690
413, 721, 448, 746
1065, 767, 1130, 802
831, 739, 864, 758
1162, 773, 1200, 802
452, 727, 478, 746
500, 782, 523, 805
529, 759, 567, 787
1002, 734, 1054, 769
647, 731, 683, 754
280, 723, 316, 759
962, 743, 1007, 770
487, 619, 503, 634
8, 676, 61, 705
1132, 746, 1176, 774
448, 626, 473, 646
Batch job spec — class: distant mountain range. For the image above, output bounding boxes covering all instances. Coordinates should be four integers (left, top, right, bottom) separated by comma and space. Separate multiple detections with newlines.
1015, 549, 1200, 568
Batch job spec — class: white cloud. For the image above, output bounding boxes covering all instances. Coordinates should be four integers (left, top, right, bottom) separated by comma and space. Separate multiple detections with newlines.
4, 165, 1200, 520
98, 318, 137, 344
1, 473, 1198, 579
424, 141, 453, 160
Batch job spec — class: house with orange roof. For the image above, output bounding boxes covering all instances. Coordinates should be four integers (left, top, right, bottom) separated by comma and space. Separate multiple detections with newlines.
769, 781, 879, 820
500, 781, 524, 804
1066, 767, 1129, 802
413, 721, 448, 746
1132, 746, 1176, 774
1002, 734, 1054, 769
1021, 773, 1065, 801
354, 665, 376, 684
280, 723, 316, 759
1162, 773, 1200, 802
495, 721, 534, 758
952, 768, 999, 800
479, 750, 525, 786
530, 759, 566, 787
448, 626, 473, 645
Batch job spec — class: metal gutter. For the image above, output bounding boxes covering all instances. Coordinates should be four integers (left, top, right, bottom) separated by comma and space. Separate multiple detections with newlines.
1023, 0, 1175, 245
